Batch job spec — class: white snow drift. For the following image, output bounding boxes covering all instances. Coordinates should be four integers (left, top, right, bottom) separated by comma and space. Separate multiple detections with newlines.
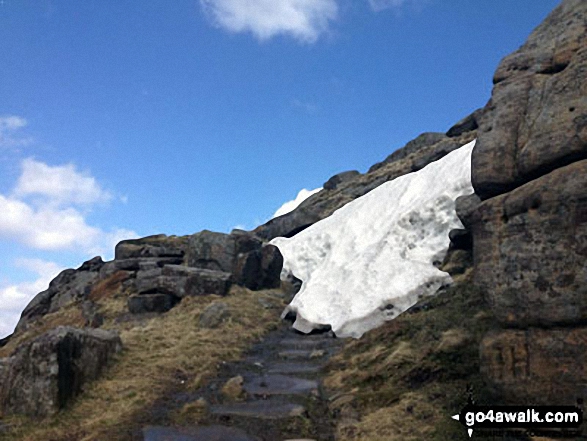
271, 140, 476, 338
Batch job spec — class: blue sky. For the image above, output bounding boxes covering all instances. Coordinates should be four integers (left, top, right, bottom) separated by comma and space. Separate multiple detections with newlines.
0, 0, 560, 337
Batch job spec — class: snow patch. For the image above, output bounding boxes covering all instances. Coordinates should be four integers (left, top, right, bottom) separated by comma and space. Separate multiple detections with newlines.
272, 187, 322, 218
270, 140, 476, 338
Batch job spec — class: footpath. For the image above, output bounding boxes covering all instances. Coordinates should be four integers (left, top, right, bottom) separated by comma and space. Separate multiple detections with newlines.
141, 322, 344, 441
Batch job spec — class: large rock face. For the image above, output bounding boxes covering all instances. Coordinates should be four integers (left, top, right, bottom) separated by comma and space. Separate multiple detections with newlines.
254, 131, 476, 241
0, 327, 121, 417
467, 0, 587, 405
472, 0, 587, 200
480, 328, 587, 405
472, 160, 587, 328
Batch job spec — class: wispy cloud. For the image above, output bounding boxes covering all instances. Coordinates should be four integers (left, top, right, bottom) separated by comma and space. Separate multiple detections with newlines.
291, 98, 319, 114
0, 115, 33, 149
273, 187, 322, 218
366, 0, 416, 12
200, 0, 338, 43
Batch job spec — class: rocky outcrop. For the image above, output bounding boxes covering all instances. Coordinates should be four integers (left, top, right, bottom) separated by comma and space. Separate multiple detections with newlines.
323, 170, 360, 191
16, 257, 105, 333
472, 160, 587, 328
446, 108, 484, 138
253, 131, 476, 241
186, 230, 282, 291
131, 265, 233, 309
114, 234, 187, 260
467, 0, 587, 405
472, 0, 587, 200
0, 327, 121, 417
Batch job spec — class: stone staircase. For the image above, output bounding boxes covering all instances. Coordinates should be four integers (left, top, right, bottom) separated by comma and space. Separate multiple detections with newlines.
142, 324, 344, 441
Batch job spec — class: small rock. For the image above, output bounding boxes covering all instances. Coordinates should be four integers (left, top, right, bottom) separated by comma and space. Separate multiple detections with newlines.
221, 375, 245, 401
258, 297, 275, 309
199, 302, 230, 329
309, 349, 326, 359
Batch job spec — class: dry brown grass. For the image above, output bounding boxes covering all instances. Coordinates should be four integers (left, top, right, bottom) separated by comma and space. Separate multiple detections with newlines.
0, 305, 86, 359
324, 271, 499, 441
1, 286, 286, 441
89, 271, 133, 302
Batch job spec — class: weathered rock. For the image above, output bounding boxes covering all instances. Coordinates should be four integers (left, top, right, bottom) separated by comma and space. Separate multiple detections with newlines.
480, 327, 587, 405
368, 132, 447, 173
323, 170, 360, 191
0, 327, 121, 417
253, 131, 475, 240
185, 230, 280, 291
472, 0, 587, 200
0, 334, 11, 348
16, 257, 105, 332
135, 266, 232, 299
0, 358, 8, 400
115, 234, 186, 260
221, 375, 245, 400
199, 302, 230, 329
77, 256, 105, 272
471, 160, 587, 327
447, 228, 472, 251
233, 245, 283, 290
143, 425, 257, 441
210, 401, 306, 419
455, 193, 481, 229
468, 0, 587, 409
81, 301, 104, 328
186, 230, 261, 272
165, 265, 233, 297
259, 245, 284, 289
440, 249, 472, 277
243, 374, 319, 397
446, 108, 484, 138
128, 293, 179, 314
99, 257, 182, 279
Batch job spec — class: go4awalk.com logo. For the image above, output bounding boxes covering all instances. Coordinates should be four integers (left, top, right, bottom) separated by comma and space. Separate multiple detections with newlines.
452, 404, 583, 438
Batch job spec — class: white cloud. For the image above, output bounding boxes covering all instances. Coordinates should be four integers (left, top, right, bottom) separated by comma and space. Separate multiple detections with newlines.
273, 187, 322, 218
0, 115, 32, 148
0, 157, 137, 256
0, 194, 101, 250
0, 258, 64, 338
14, 158, 113, 206
200, 0, 338, 42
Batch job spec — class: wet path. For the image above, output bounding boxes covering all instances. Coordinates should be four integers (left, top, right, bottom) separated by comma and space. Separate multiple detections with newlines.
142, 323, 344, 441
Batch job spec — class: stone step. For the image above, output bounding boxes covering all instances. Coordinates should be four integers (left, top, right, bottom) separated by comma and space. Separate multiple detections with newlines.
277, 349, 326, 360
210, 401, 306, 420
143, 425, 257, 441
278, 338, 329, 349
267, 361, 323, 375
243, 374, 319, 397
